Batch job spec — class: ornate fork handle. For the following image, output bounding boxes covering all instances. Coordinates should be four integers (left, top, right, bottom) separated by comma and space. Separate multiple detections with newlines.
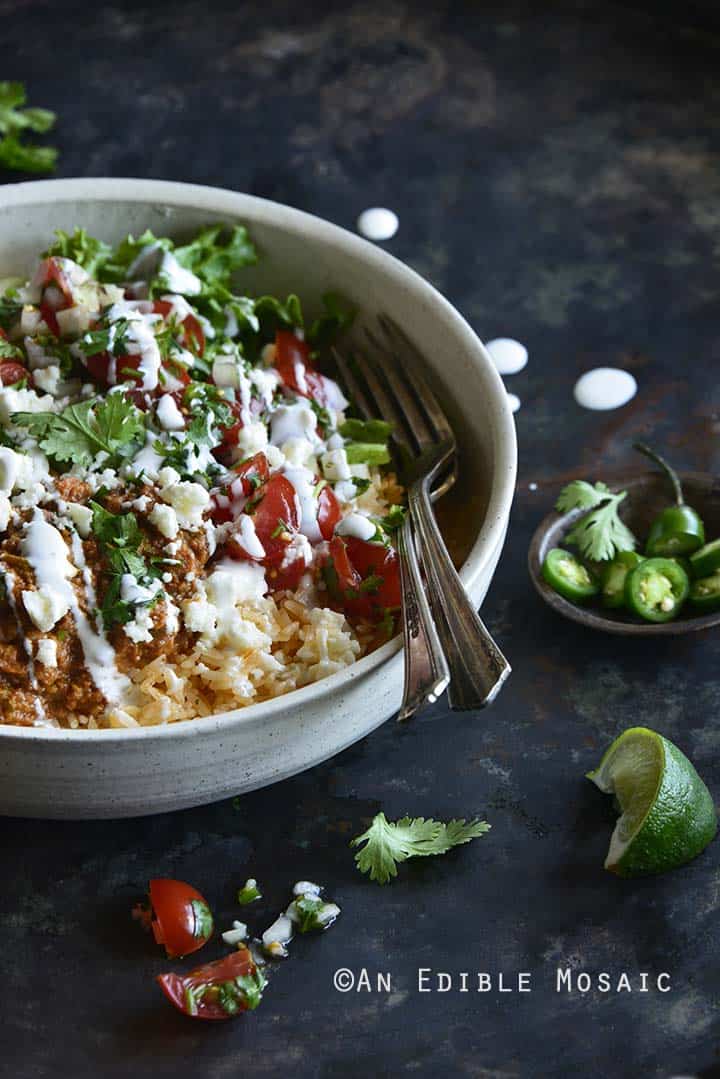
408, 476, 511, 709
396, 515, 450, 721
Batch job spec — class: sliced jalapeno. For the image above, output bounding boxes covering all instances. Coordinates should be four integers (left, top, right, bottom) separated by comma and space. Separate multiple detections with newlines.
600, 551, 643, 609
634, 443, 705, 556
689, 538, 720, 580
689, 572, 720, 612
625, 557, 689, 623
542, 548, 599, 603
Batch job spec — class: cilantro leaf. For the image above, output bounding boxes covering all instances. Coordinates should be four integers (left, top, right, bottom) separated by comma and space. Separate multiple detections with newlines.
12, 393, 145, 467
0, 82, 57, 174
0, 337, 24, 361
564, 491, 637, 562
0, 135, 56, 174
44, 228, 112, 278
350, 812, 490, 884
555, 480, 611, 514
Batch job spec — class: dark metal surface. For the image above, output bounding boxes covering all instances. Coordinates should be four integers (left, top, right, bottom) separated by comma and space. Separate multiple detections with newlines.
4, 2, 720, 1076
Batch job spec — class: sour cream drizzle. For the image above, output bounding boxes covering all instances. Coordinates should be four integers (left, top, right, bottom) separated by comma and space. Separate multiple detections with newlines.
22, 511, 130, 707
1, 566, 47, 724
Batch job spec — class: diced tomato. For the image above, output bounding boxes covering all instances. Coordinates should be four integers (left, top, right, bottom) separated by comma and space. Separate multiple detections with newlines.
324, 535, 401, 620
273, 329, 330, 410
267, 556, 308, 593
146, 878, 214, 959
0, 360, 32, 387
36, 257, 75, 306
274, 330, 310, 393
235, 452, 270, 496
210, 453, 270, 524
250, 473, 300, 566
317, 484, 341, 541
39, 301, 60, 337
345, 536, 402, 610
157, 946, 264, 1020
83, 351, 143, 387
224, 474, 303, 574
152, 300, 205, 356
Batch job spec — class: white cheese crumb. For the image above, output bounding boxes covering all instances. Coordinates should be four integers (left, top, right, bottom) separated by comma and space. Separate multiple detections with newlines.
149, 502, 179, 540
320, 448, 351, 482
65, 502, 93, 538
35, 638, 58, 667
160, 480, 210, 530
22, 586, 71, 633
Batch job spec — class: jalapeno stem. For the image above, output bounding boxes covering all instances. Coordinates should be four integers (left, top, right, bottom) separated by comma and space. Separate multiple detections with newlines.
633, 442, 684, 506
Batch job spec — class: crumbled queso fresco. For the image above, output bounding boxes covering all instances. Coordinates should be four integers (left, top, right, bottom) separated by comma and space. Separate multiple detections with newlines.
0, 225, 404, 728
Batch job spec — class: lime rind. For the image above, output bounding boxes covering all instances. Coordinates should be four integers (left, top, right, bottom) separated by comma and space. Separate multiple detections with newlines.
587, 726, 717, 877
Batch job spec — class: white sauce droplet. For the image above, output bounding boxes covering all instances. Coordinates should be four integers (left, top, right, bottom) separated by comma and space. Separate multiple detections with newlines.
357, 207, 399, 242
485, 337, 528, 375
574, 367, 637, 411
507, 393, 521, 413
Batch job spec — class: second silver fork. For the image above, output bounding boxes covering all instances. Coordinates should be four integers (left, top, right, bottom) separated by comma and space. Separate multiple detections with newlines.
333, 316, 511, 718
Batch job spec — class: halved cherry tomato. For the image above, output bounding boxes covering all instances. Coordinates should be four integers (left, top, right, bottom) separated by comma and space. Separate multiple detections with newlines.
0, 360, 32, 387
267, 557, 308, 593
152, 300, 205, 356
345, 537, 402, 610
324, 535, 401, 619
235, 452, 270, 496
157, 945, 266, 1020
210, 453, 270, 523
148, 878, 214, 959
317, 484, 341, 541
274, 330, 333, 408
248, 473, 300, 566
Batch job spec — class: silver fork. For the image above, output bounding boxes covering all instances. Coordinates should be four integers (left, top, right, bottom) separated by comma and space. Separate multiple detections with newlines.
333, 315, 511, 716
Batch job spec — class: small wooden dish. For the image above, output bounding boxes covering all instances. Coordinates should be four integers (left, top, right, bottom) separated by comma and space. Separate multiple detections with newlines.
528, 471, 720, 636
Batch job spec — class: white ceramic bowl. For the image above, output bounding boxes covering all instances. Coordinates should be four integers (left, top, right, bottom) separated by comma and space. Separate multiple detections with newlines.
0, 178, 516, 819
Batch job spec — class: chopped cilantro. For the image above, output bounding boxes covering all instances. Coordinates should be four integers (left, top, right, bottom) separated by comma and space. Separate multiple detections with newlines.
0, 336, 24, 361
89, 501, 160, 628
236, 878, 262, 905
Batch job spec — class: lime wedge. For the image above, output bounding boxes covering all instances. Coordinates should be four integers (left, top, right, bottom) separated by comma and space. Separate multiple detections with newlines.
587, 726, 717, 877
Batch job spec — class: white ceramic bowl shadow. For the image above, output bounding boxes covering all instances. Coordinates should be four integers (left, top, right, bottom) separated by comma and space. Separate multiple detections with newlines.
0, 178, 517, 818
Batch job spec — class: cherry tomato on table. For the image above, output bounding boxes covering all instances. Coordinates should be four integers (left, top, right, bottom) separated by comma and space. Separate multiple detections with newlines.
147, 878, 214, 959
157, 945, 266, 1020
